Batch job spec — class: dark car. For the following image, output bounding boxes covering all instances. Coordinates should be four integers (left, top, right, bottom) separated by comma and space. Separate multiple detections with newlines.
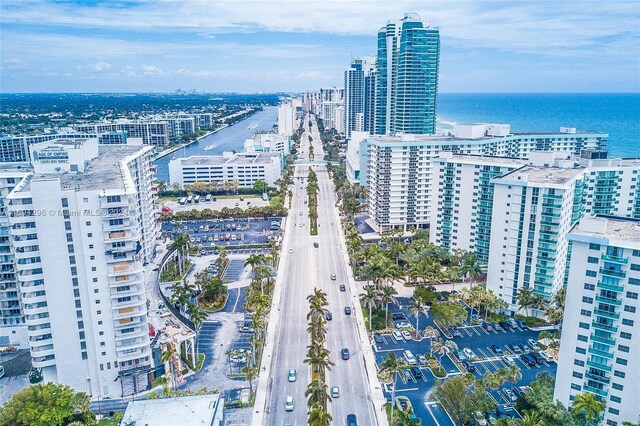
344, 306, 352, 315
341, 348, 350, 360
313, 242, 319, 248
517, 343, 527, 353
347, 414, 357, 426
530, 352, 545, 364
499, 321, 511, 330
481, 321, 494, 332
373, 333, 383, 344
462, 360, 475, 372
490, 344, 504, 356
339, 284, 346, 292
392, 313, 407, 321
516, 320, 527, 329
508, 344, 522, 355
520, 353, 536, 367
325, 311, 333, 321
411, 366, 424, 380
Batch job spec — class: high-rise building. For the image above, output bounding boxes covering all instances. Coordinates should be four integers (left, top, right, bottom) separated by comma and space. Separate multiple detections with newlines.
554, 215, 640, 425
344, 57, 376, 138
374, 13, 440, 135
278, 99, 296, 137
486, 157, 640, 311
352, 124, 608, 232
7, 137, 158, 398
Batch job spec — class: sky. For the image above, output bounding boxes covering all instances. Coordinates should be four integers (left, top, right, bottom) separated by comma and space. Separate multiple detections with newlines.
1, 0, 639, 93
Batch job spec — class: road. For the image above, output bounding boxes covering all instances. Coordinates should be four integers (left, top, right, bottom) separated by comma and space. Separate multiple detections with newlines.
263, 115, 377, 425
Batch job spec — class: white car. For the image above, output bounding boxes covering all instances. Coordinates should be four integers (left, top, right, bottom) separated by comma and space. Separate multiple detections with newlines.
288, 248, 293, 253
285, 395, 294, 411
503, 355, 516, 366
392, 330, 404, 342
403, 350, 417, 365
540, 352, 554, 363
331, 386, 340, 398
463, 348, 475, 359
288, 369, 296, 382
402, 330, 413, 341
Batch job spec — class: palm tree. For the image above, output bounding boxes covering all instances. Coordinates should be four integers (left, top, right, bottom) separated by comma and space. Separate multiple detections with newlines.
408, 296, 427, 336
244, 253, 266, 272
161, 346, 177, 395
359, 285, 379, 330
572, 392, 605, 426
459, 287, 475, 323
305, 380, 331, 409
520, 411, 544, 426
380, 284, 399, 327
516, 287, 535, 317
379, 352, 403, 426
422, 326, 440, 356
242, 365, 257, 398
170, 233, 191, 274
431, 338, 450, 365
501, 364, 522, 399
307, 403, 333, 426
460, 253, 482, 288
304, 343, 334, 381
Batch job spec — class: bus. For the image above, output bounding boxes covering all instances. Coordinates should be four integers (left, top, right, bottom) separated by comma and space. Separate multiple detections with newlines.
178, 197, 187, 205
186, 195, 194, 204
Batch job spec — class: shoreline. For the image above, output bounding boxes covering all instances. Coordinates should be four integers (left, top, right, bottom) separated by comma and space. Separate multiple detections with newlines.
152, 108, 261, 160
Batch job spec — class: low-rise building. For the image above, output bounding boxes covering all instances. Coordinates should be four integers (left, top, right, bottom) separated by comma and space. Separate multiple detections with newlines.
168, 151, 282, 188
122, 394, 224, 426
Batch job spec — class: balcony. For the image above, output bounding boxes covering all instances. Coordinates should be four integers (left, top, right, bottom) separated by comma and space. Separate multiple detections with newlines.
601, 254, 628, 264
543, 193, 563, 200
590, 334, 615, 346
588, 346, 613, 359
597, 281, 624, 292
587, 359, 612, 372
593, 309, 619, 320
583, 385, 608, 398
595, 295, 621, 306
585, 372, 610, 384
591, 322, 617, 333
599, 268, 626, 279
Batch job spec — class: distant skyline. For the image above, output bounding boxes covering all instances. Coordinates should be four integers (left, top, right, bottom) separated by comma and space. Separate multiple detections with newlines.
1, 1, 638, 93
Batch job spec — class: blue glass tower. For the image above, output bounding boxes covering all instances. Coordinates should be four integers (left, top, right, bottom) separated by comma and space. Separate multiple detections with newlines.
374, 13, 440, 135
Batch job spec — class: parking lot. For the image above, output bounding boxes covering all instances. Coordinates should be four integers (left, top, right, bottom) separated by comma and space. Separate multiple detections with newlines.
161, 217, 282, 248
372, 296, 557, 425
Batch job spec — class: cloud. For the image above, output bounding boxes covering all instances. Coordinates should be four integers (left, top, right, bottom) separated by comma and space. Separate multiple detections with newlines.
141, 65, 163, 75
89, 61, 111, 71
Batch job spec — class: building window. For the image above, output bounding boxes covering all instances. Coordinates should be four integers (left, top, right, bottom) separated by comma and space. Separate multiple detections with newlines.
579, 322, 590, 330
608, 408, 620, 415
626, 291, 638, 299
622, 319, 634, 327
582, 296, 593, 304
574, 360, 585, 367
577, 335, 588, 342
612, 383, 623, 391
589, 243, 601, 250
576, 347, 586, 354
82, 352, 88, 360
587, 256, 599, 264
571, 383, 582, 391
624, 305, 636, 313
614, 370, 625, 378
610, 396, 621, 404
616, 358, 627, 366
620, 332, 632, 339
586, 270, 597, 277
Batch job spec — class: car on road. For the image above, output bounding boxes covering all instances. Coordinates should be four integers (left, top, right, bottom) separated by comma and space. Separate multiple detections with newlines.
313, 242, 319, 248
373, 333, 383, 344
462, 360, 476, 372
347, 414, 357, 426
490, 344, 504, 356
403, 350, 417, 365
325, 311, 333, 321
508, 344, 522, 355
285, 396, 294, 411
344, 306, 351, 315
527, 339, 541, 351
401, 330, 413, 341
463, 348, 475, 359
411, 366, 424, 380
417, 354, 428, 366
288, 369, 296, 382
392, 330, 404, 342
288, 248, 293, 253
339, 284, 346, 291
341, 348, 350, 360
330, 274, 336, 280
331, 386, 340, 398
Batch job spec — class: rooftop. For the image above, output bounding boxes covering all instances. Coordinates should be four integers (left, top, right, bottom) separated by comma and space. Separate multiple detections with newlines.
178, 152, 279, 167
498, 165, 584, 185
121, 394, 223, 426
18, 145, 151, 192
569, 216, 640, 245
434, 153, 527, 167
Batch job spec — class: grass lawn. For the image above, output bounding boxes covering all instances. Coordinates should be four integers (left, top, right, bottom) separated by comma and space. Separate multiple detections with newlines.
270, 196, 282, 207
157, 196, 179, 203
216, 194, 260, 199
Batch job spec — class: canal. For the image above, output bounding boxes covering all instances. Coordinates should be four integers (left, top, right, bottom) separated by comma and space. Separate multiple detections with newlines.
153, 106, 278, 181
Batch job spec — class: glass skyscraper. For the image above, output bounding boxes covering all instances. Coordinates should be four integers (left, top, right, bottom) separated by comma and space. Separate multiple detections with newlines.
344, 57, 376, 138
374, 13, 440, 135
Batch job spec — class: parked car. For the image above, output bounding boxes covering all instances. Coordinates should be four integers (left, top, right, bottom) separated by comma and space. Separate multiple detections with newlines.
540, 352, 554, 363
342, 348, 350, 360
463, 348, 475, 359
403, 350, 417, 365
392, 313, 407, 321
339, 284, 346, 292
502, 388, 517, 403
451, 328, 464, 338
403, 369, 413, 381
516, 319, 527, 329
512, 387, 524, 398
373, 333, 383, 344
499, 321, 511, 330
285, 396, 294, 411
416, 354, 428, 366
462, 360, 476, 372
530, 352, 545, 364
527, 339, 541, 351
493, 323, 504, 332
481, 321, 494, 332
520, 353, 536, 367
508, 344, 522, 355
411, 366, 424, 380
455, 350, 467, 362
503, 355, 517, 366
344, 307, 352, 315
401, 330, 413, 341
392, 330, 404, 342
288, 369, 296, 382
490, 344, 504, 356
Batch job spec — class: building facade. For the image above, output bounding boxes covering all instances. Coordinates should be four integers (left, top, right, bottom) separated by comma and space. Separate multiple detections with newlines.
277, 99, 296, 137
168, 152, 282, 188
344, 57, 376, 138
7, 138, 158, 398
74, 122, 169, 146
554, 216, 640, 426
374, 13, 440, 135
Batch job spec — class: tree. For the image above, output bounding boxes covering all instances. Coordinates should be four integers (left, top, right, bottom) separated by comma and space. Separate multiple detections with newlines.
571, 392, 605, 426
460, 253, 482, 288
431, 338, 451, 364
359, 285, 379, 329
379, 352, 404, 425
380, 284, 399, 327
431, 301, 467, 328
307, 403, 332, 426
305, 380, 331, 409
423, 326, 440, 356
432, 375, 496, 426
408, 296, 427, 335
242, 365, 257, 398
520, 411, 544, 426
516, 372, 575, 426
516, 287, 536, 317
0, 383, 95, 426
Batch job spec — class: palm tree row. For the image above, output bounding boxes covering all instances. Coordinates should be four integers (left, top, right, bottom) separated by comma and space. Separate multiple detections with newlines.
359, 283, 399, 330
307, 167, 319, 232
458, 285, 508, 323
304, 288, 333, 426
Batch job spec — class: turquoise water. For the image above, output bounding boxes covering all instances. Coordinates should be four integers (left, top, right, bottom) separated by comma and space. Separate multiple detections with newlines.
438, 93, 640, 157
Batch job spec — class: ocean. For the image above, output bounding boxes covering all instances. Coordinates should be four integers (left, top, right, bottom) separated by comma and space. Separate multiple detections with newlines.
437, 93, 639, 157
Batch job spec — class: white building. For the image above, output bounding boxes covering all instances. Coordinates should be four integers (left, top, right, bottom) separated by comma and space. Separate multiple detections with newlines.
554, 216, 640, 426
74, 121, 169, 146
333, 105, 345, 135
278, 99, 296, 136
244, 133, 290, 155
355, 125, 607, 232
168, 151, 282, 188
345, 131, 369, 184
7, 137, 158, 398
122, 394, 224, 426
